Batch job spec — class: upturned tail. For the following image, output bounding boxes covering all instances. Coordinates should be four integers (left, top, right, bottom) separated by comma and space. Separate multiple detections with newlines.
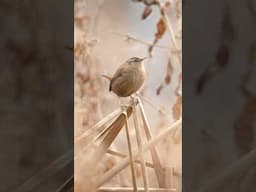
101, 74, 112, 91
101, 74, 112, 81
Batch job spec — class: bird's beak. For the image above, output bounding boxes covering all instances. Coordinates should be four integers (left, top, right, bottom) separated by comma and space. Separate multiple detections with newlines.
141, 57, 148, 61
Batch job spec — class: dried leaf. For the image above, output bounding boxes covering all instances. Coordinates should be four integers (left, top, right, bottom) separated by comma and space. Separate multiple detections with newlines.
148, 45, 153, 54
74, 44, 81, 58
148, 38, 157, 55
216, 44, 229, 67
175, 72, 182, 96
172, 96, 181, 120
164, 1, 171, 8
75, 16, 89, 28
156, 83, 164, 95
142, 6, 152, 20
88, 39, 98, 48
165, 59, 173, 84
77, 72, 90, 84
179, 72, 182, 83
155, 18, 166, 39
234, 98, 256, 156
165, 74, 171, 85
65, 46, 74, 51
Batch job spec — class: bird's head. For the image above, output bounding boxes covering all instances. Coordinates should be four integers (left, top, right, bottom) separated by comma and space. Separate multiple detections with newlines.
127, 57, 148, 65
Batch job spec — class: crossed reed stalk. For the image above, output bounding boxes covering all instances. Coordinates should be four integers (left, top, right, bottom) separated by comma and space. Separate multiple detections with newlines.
15, 96, 181, 192
76, 96, 181, 192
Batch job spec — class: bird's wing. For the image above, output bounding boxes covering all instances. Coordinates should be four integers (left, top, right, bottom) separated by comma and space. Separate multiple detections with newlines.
109, 65, 128, 91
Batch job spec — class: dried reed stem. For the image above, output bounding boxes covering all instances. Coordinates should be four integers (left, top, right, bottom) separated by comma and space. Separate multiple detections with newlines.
16, 150, 73, 192
94, 106, 133, 162
198, 148, 256, 192
138, 97, 165, 187
55, 175, 74, 192
107, 149, 154, 169
159, 4, 182, 64
162, 14, 181, 63
97, 119, 181, 187
98, 187, 176, 192
75, 108, 121, 156
124, 111, 138, 191
75, 108, 121, 142
138, 94, 171, 118
107, 148, 181, 177
132, 102, 149, 192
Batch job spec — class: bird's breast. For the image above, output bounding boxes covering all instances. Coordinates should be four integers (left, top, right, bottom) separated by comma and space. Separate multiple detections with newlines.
110, 66, 145, 97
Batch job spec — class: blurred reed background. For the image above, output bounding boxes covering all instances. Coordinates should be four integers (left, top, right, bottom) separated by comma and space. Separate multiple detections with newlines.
74, 0, 182, 191
0, 0, 73, 191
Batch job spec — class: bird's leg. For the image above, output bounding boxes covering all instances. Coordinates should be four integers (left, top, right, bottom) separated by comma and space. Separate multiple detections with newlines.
133, 93, 140, 104
130, 95, 134, 102
119, 97, 129, 110
130, 95, 137, 106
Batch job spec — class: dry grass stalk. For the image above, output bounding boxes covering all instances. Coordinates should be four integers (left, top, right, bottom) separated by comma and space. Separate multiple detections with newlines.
75, 108, 121, 143
124, 111, 138, 191
98, 187, 176, 192
137, 97, 165, 187
198, 148, 256, 192
155, 0, 181, 64
138, 94, 171, 118
15, 150, 73, 192
106, 148, 181, 177
75, 108, 121, 156
55, 175, 74, 192
161, 14, 181, 64
132, 101, 149, 192
93, 106, 133, 162
96, 119, 181, 187
107, 149, 155, 169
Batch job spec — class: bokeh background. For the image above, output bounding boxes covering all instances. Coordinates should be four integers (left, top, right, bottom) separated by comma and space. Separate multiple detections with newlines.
0, 0, 73, 191
74, 0, 182, 191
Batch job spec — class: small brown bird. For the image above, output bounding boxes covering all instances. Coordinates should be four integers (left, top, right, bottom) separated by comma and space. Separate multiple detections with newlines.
102, 57, 147, 97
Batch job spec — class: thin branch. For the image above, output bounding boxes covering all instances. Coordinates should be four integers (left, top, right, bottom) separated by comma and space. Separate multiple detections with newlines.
110, 31, 173, 51
133, 0, 181, 63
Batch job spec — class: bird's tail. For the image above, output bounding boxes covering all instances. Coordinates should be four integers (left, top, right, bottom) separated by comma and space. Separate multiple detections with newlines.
101, 74, 112, 91
101, 74, 112, 81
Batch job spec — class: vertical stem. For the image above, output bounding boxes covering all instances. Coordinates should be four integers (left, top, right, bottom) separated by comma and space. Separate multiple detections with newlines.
96, 119, 182, 187
124, 112, 138, 191
137, 97, 165, 187
132, 101, 149, 192
155, 0, 181, 64
162, 13, 182, 64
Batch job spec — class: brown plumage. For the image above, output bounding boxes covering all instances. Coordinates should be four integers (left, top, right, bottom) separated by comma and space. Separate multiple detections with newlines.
102, 57, 147, 97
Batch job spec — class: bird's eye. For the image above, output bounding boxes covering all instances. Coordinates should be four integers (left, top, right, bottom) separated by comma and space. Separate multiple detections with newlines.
128, 57, 140, 63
